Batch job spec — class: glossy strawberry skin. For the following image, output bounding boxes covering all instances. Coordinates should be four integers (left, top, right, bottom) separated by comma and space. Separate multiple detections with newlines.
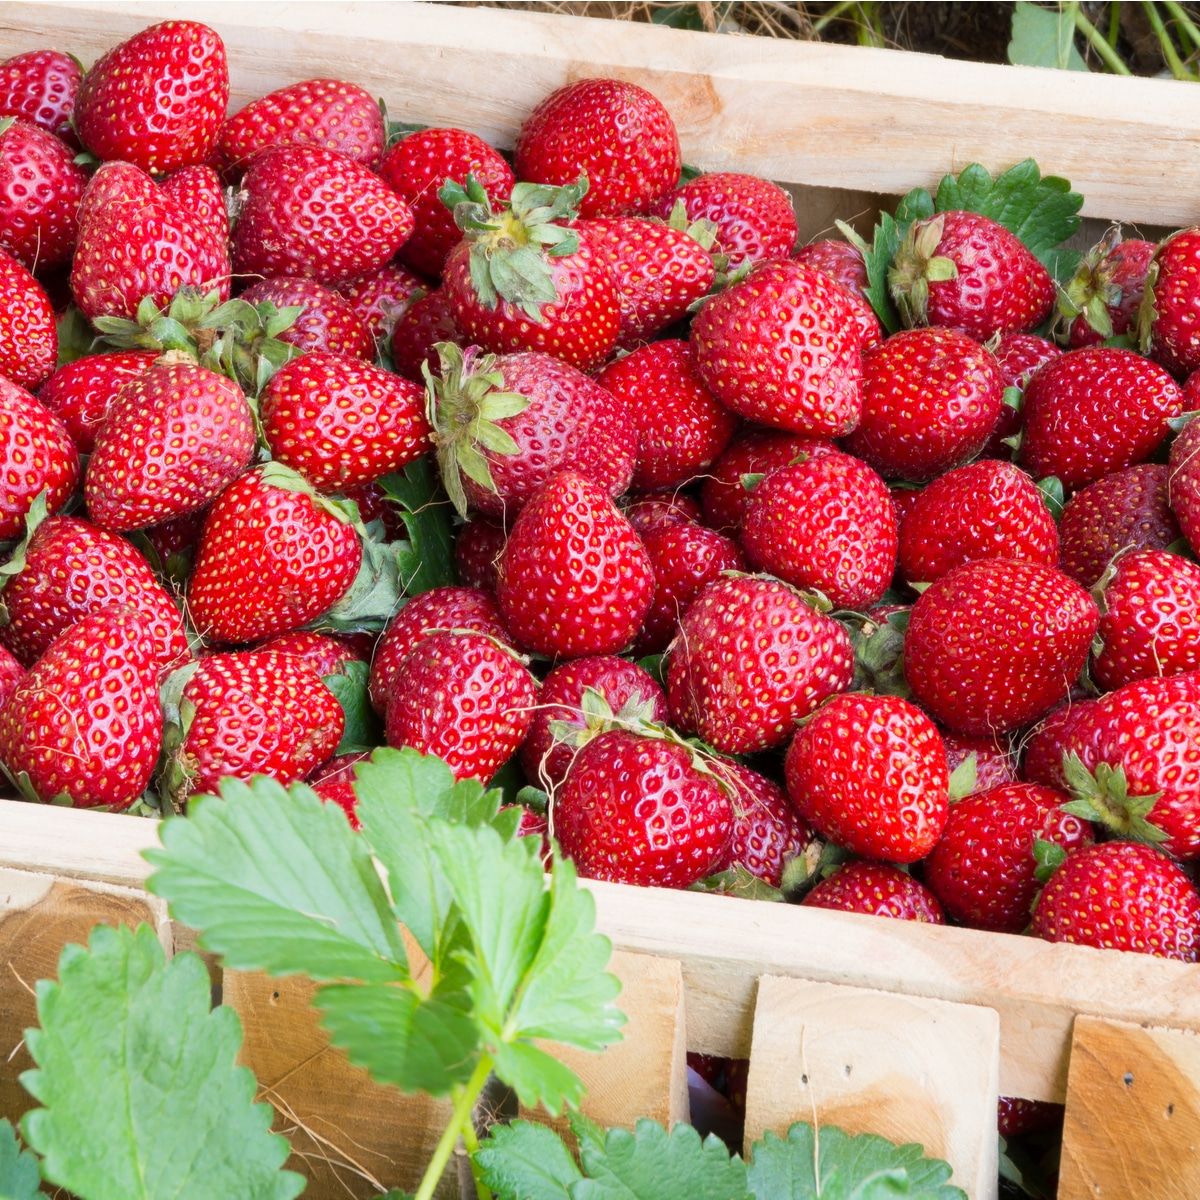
713, 761, 813, 888
793, 240, 868, 299
308, 751, 369, 828
0, 50, 81, 140
555, 729, 732, 889
0, 380, 79, 540
0, 250, 56, 390
942, 731, 1017, 794
1168, 418, 1200, 554
1146, 228, 1200, 377
75, 21, 228, 174
335, 262, 427, 345
454, 516, 506, 593
38, 351, 157, 455
1066, 238, 1154, 349
802, 862, 945, 923
666, 574, 854, 754
623, 493, 703, 533
1020, 348, 1183, 492
239, 276, 374, 360
390, 287, 459, 382
905, 559, 1099, 737
0, 118, 86, 270
0, 646, 22, 710
516, 79, 680, 219
1021, 699, 1104, 793
159, 163, 229, 247
259, 629, 368, 678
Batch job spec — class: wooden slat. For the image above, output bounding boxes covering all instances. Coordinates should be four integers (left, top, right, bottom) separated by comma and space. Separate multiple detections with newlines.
2, 1, 1198, 225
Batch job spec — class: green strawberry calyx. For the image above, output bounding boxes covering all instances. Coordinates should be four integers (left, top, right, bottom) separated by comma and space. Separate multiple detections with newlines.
664, 198, 719, 253
1052, 224, 1124, 343
156, 659, 203, 813
0, 491, 52, 606
838, 606, 911, 699
545, 686, 662, 756
1058, 751, 1169, 846
886, 214, 959, 329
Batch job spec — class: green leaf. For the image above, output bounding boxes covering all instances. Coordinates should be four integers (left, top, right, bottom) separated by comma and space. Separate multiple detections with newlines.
19, 925, 302, 1200
316, 530, 405, 634
322, 659, 382, 754
0, 1120, 41, 1200
1035, 476, 1065, 521
1008, 1, 1089, 72
691, 865, 784, 902
54, 306, 95, 367
1033, 837, 1068, 884
378, 458, 456, 594
475, 1120, 583, 1200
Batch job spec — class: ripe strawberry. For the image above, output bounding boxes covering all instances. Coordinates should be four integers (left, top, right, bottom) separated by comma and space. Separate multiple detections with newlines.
141, 509, 207, 586
597, 341, 736, 491
623, 493, 703, 533
889, 210, 1054, 340
1020, 347, 1183, 491
260, 630, 368, 678
793, 239, 868, 299
942, 731, 1018, 795
428, 345, 635, 519
1059, 464, 1180, 587
379, 127, 515, 278
1056, 229, 1154, 348
1168, 417, 1200, 553
158, 164, 229, 246
1021, 699, 1104, 793
1142, 228, 1200, 376
554, 729, 732, 888
984, 332, 1061, 455
924, 783, 1092, 933
0, 250, 56, 390
38, 351, 157, 455
85, 355, 255, 531
905, 559, 1099, 736
335, 262, 427, 345
1031, 841, 1200, 961
385, 630, 536, 783
691, 260, 862, 436
898, 460, 1058, 584
186, 465, 363, 645
0, 606, 162, 809
666, 574, 854, 754
713, 760, 813, 888
308, 750, 369, 828
653, 173, 797, 268
497, 470, 653, 658
75, 20, 228, 173
516, 78, 680, 219
0, 118, 86, 270
845, 328, 1003, 481
233, 145, 413, 285
0, 380, 78, 539
997, 1098, 1063, 1139
802, 862, 945, 923
390, 287, 459, 382
259, 351, 430, 491
240, 277, 373, 360
0, 50, 81, 141
740, 450, 897, 609
0, 646, 22, 710
454, 516, 506, 593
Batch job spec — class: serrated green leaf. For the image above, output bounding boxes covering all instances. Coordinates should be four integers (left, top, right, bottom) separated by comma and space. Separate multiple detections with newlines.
0, 1120, 41, 1200
322, 659, 382, 754
378, 458, 456, 594
492, 1039, 588, 1113
1008, 1, 1089, 72
19, 925, 303, 1200
474, 1120, 583, 1200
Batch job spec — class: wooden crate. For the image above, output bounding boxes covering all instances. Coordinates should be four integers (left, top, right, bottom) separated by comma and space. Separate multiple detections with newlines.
3, 4, 1200, 1197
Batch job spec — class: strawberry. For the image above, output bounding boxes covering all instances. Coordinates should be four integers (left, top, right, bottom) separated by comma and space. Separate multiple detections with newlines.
924, 783, 1092, 933
519, 654, 665, 790
713, 760, 812, 888
159, 164, 229, 247
368, 585, 509, 716
385, 629, 536, 783
1059, 464, 1180, 587
515, 78, 680, 219
0, 118, 86, 270
889, 210, 1054, 341
1030, 841, 1200, 961
905, 559, 1099, 736
454, 516, 506, 593
0, 380, 78, 539
1021, 699, 1104, 793
37, 351, 157, 455
690, 260, 862, 436
0, 606, 163, 809
1056, 229, 1154, 348
141, 509, 207, 587
984, 332, 1061, 455
740, 450, 897, 609
335, 262, 427, 345
1141, 227, 1200, 377
554, 729, 732, 888
1020, 347, 1183, 492
219, 78, 385, 172
898, 460, 1058, 585
997, 1099, 1063, 1139
75, 20, 228, 174
845, 327, 1003, 481
259, 630, 368, 678
802, 862, 945, 923
1168, 417, 1200, 553
942, 731, 1017, 795
259, 351, 430, 491
232, 145, 414, 285
623, 493, 703, 533
793, 239, 868, 299
497, 470, 653, 658
653, 173, 797, 268
440, 177, 620, 372
308, 751, 369, 828
379, 127, 515, 278
0, 250, 56, 389
390, 287, 459, 382
84, 354, 256, 532
186, 465, 364, 645
0, 49, 81, 141
428, 344, 635, 519
0, 646, 22, 710
597, 341, 736, 491
666, 574, 854, 754
239, 277, 373, 359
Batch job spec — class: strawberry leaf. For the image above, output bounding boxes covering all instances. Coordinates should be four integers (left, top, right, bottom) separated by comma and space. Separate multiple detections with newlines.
0, 1120, 41, 1200
322, 660, 382, 754
691, 865, 784, 902
1007, 0, 1090, 71
474, 1120, 583, 1199
379, 457, 456, 594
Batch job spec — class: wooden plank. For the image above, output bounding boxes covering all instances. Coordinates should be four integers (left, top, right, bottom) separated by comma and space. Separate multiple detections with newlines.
744, 977, 998, 1197
1059, 1016, 1200, 1199
1, 2, 1198, 224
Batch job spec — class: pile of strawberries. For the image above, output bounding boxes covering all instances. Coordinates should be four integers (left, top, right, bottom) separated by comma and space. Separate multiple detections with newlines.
4, 18, 1200, 987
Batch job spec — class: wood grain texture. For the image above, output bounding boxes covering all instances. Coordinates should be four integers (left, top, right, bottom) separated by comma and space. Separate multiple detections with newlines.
744, 976, 999, 1198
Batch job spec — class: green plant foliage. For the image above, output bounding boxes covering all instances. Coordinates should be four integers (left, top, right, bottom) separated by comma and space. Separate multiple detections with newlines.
323, 659, 382, 754
0, 1119, 41, 1200
378, 457, 457, 593
1008, 2, 1089, 72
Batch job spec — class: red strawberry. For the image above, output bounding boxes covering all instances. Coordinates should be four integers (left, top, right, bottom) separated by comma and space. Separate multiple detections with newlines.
554, 729, 732, 888
0, 606, 163, 809
713, 760, 813, 888
38, 351, 157, 455
308, 751, 369, 828
597, 341, 736, 491
219, 78, 385, 172
379, 127, 515, 278
793, 239, 868, 299
1142, 228, 1200, 377
259, 351, 430, 491
335, 262, 427, 345
141, 509, 207, 585
75, 21, 228, 174
454, 516, 506, 593
1168, 417, 1200, 553
1031, 841, 1200, 961
890, 210, 1054, 341
1059, 464, 1180, 587
385, 630, 536, 783
942, 731, 1017, 795
186, 465, 363, 645
653, 173, 797, 268
159, 164, 229, 246
515, 79, 680, 219
260, 630, 368, 678
390, 287, 459, 382
845, 328, 1003, 481
0, 50, 81, 141
905, 559, 1099, 736
84, 355, 255, 531
802, 862, 945, 923
0, 250, 56, 389
0, 118, 86, 270
1056, 229, 1154, 348
924, 783, 1092, 933
0, 646, 22, 710
623, 493, 703, 533
1021, 699, 1104, 793
997, 1099, 1063, 1139
740, 450, 897, 609
666, 574, 854, 754
240, 276, 373, 360
0, 379, 78, 539
497, 470, 653, 658
233, 145, 413, 286
984, 332, 1061, 455
1020, 347, 1183, 492
898, 460, 1058, 584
